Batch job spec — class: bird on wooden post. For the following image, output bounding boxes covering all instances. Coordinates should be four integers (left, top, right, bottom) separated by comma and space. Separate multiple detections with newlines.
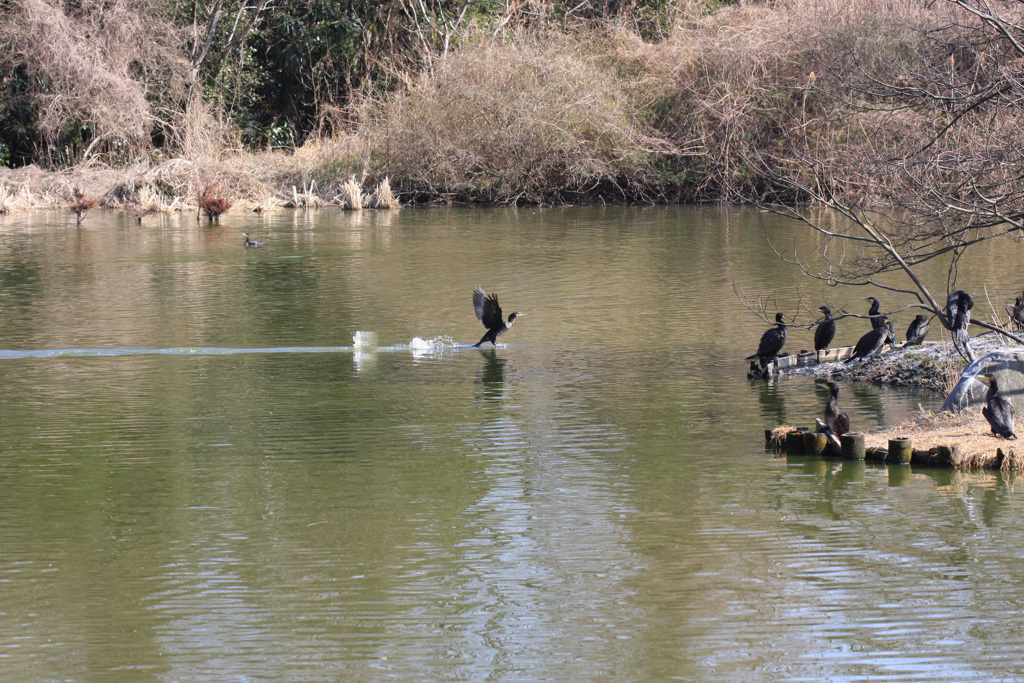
817, 380, 851, 437
814, 306, 836, 362
846, 317, 892, 363
745, 312, 787, 375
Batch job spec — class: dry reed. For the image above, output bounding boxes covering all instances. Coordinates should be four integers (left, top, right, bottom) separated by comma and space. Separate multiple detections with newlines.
366, 177, 399, 209
337, 177, 364, 210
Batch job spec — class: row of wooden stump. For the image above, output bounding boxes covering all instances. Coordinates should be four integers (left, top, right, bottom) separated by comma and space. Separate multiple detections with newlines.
767, 428, 955, 467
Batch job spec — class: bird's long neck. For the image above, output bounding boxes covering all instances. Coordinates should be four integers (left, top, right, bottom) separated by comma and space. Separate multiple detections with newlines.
826, 389, 839, 416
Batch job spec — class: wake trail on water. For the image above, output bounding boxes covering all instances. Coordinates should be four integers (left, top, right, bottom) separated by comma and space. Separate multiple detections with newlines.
0, 331, 486, 360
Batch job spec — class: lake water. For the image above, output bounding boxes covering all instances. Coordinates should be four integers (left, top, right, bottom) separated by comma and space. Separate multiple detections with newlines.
1, 206, 1023, 681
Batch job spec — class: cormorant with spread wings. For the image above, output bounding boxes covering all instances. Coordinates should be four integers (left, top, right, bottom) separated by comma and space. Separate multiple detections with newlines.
472, 287, 522, 347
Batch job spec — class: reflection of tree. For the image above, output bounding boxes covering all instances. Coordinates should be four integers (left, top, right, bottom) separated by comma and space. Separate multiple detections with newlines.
754, 379, 787, 426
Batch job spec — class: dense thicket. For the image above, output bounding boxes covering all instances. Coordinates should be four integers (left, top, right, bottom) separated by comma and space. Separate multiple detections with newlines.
0, 0, 671, 167
1, 0, 1021, 207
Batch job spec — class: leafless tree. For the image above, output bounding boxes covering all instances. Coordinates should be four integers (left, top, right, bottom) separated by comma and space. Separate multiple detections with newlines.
745, 0, 1024, 357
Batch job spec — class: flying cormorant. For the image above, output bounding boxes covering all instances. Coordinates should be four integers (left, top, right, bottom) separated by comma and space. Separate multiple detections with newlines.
242, 232, 265, 247
745, 313, 787, 366
946, 290, 974, 361
817, 380, 851, 437
905, 314, 930, 346
814, 306, 836, 361
846, 317, 891, 362
980, 374, 1016, 439
864, 297, 882, 329
472, 287, 522, 347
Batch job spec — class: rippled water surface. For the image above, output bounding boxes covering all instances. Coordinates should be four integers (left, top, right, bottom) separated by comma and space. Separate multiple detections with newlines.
1, 207, 1023, 681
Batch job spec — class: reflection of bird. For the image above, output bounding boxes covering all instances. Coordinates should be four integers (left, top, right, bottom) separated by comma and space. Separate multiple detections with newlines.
846, 318, 891, 362
905, 314, 930, 346
242, 232, 265, 247
818, 380, 851, 436
745, 313, 787, 364
814, 306, 836, 360
473, 287, 522, 347
980, 374, 1016, 439
947, 290, 974, 361
864, 297, 882, 329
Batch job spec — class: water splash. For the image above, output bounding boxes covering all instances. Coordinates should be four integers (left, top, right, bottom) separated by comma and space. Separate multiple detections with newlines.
353, 331, 378, 350
409, 335, 459, 350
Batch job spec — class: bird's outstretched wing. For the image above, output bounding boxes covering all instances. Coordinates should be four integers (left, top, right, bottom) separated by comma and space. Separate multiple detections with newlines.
473, 287, 504, 329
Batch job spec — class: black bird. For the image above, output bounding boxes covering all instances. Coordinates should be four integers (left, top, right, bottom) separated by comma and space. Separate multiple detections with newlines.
1009, 296, 1024, 330
242, 232, 265, 247
745, 312, 787, 365
947, 289, 974, 361
980, 373, 1016, 439
905, 314, 930, 346
814, 306, 836, 361
472, 287, 522, 347
817, 380, 851, 437
864, 297, 882, 329
846, 317, 891, 363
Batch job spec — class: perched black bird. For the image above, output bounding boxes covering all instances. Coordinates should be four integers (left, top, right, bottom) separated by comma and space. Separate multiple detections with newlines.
846, 317, 891, 363
864, 297, 882, 329
905, 314, 930, 346
814, 306, 836, 361
745, 312, 787, 366
980, 374, 1016, 439
947, 290, 974, 361
882, 318, 896, 345
472, 287, 522, 347
817, 380, 851, 437
242, 232, 265, 247
1009, 296, 1024, 330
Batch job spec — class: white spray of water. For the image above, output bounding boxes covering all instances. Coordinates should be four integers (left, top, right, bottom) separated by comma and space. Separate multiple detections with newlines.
353, 331, 378, 350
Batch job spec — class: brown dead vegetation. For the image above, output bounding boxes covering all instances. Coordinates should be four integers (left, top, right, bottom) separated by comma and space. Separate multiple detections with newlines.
69, 186, 97, 224
197, 184, 233, 222
0, 0, 188, 165
869, 410, 1022, 471
0, 0, 1013, 208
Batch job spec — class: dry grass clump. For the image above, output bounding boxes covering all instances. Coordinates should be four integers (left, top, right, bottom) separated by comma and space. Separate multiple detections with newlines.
0, 0, 188, 163
366, 177, 400, 209
197, 183, 233, 222
69, 186, 98, 224
336, 176, 364, 210
361, 31, 671, 204
288, 180, 326, 209
868, 409, 1022, 470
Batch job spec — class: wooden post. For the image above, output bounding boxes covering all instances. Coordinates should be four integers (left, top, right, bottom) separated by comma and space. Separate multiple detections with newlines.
785, 430, 806, 455
840, 432, 866, 460
803, 432, 829, 456
888, 437, 913, 464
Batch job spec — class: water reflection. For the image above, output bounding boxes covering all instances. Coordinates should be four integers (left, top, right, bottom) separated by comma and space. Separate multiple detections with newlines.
475, 348, 506, 402
2, 207, 1024, 680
